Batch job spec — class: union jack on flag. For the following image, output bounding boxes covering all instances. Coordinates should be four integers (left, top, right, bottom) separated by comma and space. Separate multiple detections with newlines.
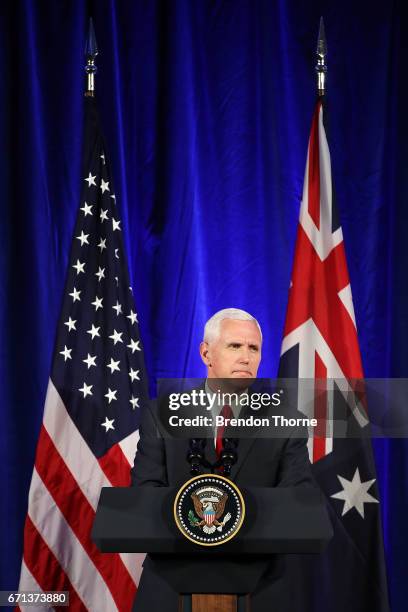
17, 97, 148, 611
279, 99, 390, 612
280, 98, 365, 462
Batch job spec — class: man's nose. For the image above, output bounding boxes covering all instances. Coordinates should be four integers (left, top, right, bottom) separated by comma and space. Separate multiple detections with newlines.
238, 348, 250, 363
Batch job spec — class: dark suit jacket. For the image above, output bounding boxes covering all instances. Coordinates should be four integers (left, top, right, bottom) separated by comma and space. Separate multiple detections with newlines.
130, 391, 317, 612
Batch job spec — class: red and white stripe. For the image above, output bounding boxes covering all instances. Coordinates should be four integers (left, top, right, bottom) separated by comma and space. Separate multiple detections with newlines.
18, 380, 143, 611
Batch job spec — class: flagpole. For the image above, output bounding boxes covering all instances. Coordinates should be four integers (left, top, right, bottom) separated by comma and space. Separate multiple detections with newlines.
85, 18, 98, 97
316, 16, 327, 97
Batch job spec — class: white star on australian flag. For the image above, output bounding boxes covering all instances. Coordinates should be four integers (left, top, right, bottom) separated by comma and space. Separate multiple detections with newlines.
331, 467, 379, 518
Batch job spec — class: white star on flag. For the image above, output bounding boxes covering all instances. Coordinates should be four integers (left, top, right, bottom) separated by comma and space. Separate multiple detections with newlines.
95, 267, 105, 282
127, 310, 137, 325
100, 179, 110, 193
129, 396, 139, 410
69, 287, 81, 302
127, 339, 141, 353
107, 358, 120, 374
91, 296, 103, 311
59, 346, 72, 361
64, 317, 77, 332
72, 259, 85, 275
87, 324, 100, 339
79, 382, 93, 398
112, 218, 121, 232
114, 248, 119, 260
105, 388, 117, 404
76, 231, 89, 246
97, 238, 107, 252
83, 354, 97, 369
101, 417, 115, 432
109, 329, 123, 345
112, 301, 122, 316
331, 467, 379, 518
129, 368, 140, 382
100, 209, 109, 222
85, 172, 97, 187
80, 202, 93, 216
100, 153, 105, 164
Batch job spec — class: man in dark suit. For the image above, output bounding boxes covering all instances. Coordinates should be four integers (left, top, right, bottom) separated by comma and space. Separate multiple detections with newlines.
131, 308, 316, 611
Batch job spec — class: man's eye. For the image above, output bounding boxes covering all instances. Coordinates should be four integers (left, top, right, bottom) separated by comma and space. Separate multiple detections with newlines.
250, 346, 259, 352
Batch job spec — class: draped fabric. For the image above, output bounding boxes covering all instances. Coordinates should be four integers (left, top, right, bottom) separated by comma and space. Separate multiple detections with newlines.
1, 1, 407, 609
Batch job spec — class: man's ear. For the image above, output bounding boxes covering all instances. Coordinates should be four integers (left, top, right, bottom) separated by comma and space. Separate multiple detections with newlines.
199, 341, 211, 367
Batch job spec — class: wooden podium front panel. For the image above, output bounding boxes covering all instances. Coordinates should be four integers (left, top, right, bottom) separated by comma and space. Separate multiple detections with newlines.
192, 594, 236, 612
179, 594, 250, 612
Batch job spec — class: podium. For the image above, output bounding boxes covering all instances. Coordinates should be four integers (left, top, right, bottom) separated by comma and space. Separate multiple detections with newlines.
92, 485, 332, 612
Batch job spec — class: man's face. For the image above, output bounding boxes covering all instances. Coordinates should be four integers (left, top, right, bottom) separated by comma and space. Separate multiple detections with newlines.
200, 319, 262, 382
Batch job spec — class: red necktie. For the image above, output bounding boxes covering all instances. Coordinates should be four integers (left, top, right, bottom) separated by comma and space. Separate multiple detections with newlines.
215, 404, 233, 458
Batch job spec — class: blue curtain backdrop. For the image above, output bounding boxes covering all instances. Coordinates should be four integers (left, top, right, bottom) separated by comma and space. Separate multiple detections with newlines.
1, 0, 407, 609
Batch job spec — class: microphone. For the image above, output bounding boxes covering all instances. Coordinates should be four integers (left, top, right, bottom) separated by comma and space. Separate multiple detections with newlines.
187, 438, 207, 475
219, 438, 239, 477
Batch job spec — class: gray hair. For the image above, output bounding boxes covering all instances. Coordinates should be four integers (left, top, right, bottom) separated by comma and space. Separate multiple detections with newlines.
203, 308, 262, 343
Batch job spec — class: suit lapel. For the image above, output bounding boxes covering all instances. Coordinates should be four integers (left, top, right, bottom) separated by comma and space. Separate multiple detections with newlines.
227, 388, 268, 480
230, 437, 256, 480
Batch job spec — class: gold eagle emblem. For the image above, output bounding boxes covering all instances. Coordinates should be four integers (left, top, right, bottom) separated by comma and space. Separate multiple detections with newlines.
189, 486, 231, 534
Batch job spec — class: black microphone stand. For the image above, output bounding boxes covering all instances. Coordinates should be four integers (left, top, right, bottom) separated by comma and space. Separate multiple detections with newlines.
187, 438, 239, 478
215, 438, 239, 477
187, 439, 211, 476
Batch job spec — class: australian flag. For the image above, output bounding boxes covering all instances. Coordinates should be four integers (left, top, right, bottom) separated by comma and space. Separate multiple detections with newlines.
279, 98, 390, 611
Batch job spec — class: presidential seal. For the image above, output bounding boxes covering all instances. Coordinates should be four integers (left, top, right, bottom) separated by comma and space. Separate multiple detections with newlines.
174, 474, 245, 546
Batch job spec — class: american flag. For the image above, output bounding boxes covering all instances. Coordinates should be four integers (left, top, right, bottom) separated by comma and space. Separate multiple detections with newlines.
18, 97, 148, 611
279, 99, 390, 611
